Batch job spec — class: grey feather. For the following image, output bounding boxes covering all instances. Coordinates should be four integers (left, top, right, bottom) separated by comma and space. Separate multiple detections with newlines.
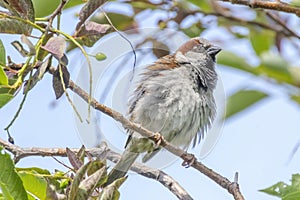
106, 37, 221, 184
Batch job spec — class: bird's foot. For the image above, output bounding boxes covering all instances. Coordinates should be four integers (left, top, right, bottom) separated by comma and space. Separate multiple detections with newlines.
182, 153, 196, 168
150, 132, 164, 148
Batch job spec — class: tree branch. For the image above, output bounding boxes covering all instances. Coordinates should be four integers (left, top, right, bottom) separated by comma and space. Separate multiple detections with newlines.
265, 11, 300, 39
106, 147, 194, 200
177, 4, 298, 39
46, 0, 69, 29
0, 138, 193, 200
220, 0, 300, 17
47, 67, 245, 200
198, 9, 284, 34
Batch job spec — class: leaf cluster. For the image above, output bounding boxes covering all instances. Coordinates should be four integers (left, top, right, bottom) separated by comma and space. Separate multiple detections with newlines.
0, 146, 126, 200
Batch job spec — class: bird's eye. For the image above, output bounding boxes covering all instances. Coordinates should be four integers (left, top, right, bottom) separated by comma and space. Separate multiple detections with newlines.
195, 44, 205, 51
203, 44, 210, 50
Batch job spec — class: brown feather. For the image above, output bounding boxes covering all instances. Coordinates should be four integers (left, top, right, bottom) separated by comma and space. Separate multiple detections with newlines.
146, 54, 178, 72
176, 38, 201, 54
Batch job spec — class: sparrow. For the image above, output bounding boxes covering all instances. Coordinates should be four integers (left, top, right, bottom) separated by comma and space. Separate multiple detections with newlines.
107, 37, 221, 184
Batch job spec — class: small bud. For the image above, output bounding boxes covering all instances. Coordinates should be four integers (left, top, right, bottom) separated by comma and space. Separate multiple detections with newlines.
8, 136, 14, 144
158, 19, 167, 29
95, 52, 107, 61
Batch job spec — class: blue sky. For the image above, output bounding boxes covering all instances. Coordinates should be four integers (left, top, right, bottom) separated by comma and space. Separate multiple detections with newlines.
0, 3, 300, 200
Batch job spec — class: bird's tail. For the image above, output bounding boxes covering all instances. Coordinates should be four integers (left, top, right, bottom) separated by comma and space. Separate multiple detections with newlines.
106, 149, 139, 185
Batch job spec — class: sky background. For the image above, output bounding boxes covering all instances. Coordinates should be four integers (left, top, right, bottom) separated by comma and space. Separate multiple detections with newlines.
1, 2, 300, 200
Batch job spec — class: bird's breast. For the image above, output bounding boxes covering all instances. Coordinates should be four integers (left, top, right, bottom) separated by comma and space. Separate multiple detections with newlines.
129, 67, 215, 147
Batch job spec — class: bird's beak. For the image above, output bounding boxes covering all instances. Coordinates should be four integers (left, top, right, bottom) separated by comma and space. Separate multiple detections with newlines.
207, 46, 222, 57
207, 46, 221, 62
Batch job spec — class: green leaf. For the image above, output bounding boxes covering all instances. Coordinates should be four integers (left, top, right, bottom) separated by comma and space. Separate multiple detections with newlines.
74, 22, 111, 47
41, 36, 67, 62
283, 191, 300, 200
66, 147, 83, 170
59, 179, 70, 189
291, 0, 300, 6
78, 166, 106, 199
291, 94, 300, 105
87, 160, 106, 177
69, 160, 108, 200
16, 167, 51, 175
21, 35, 35, 55
0, 93, 14, 108
0, 77, 19, 95
217, 51, 258, 75
0, 0, 34, 35
99, 177, 127, 200
18, 171, 47, 200
64, 0, 85, 9
0, 0, 34, 20
76, 0, 107, 31
69, 161, 93, 200
291, 174, 300, 189
0, 67, 8, 86
260, 52, 289, 73
32, 0, 62, 17
288, 67, 300, 86
0, 182, 14, 200
130, 1, 157, 10
32, 0, 84, 17
52, 64, 70, 99
0, 39, 5, 65
23, 57, 51, 92
152, 39, 170, 58
0, 19, 32, 35
258, 52, 293, 84
77, 145, 86, 164
11, 41, 30, 57
260, 174, 300, 198
181, 22, 204, 38
91, 12, 134, 31
0, 40, 7, 86
0, 149, 28, 200
250, 29, 274, 56
225, 90, 268, 119
260, 181, 287, 197
186, 0, 212, 12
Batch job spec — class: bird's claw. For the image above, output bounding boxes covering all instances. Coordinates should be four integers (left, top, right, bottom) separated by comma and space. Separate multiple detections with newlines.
150, 132, 164, 148
182, 153, 196, 168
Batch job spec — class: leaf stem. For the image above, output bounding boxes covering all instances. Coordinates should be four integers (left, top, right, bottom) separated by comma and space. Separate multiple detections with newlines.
4, 70, 33, 132
0, 13, 45, 32
58, 65, 83, 122
53, 28, 93, 123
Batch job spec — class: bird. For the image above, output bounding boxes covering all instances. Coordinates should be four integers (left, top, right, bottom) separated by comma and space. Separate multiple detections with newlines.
107, 37, 221, 184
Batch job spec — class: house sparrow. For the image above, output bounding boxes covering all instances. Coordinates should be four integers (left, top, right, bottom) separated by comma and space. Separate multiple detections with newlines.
107, 37, 221, 184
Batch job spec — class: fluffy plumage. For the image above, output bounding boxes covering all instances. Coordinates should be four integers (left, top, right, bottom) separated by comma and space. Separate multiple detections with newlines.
107, 37, 221, 184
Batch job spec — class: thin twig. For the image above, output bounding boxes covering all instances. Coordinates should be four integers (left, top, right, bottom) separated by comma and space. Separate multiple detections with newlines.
175, 6, 297, 39
220, 0, 300, 16
47, 0, 69, 30
0, 138, 193, 200
265, 11, 300, 39
52, 156, 74, 171
100, 8, 137, 82
57, 64, 83, 122
4, 58, 34, 133
4, 89, 29, 132
197, 9, 297, 38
